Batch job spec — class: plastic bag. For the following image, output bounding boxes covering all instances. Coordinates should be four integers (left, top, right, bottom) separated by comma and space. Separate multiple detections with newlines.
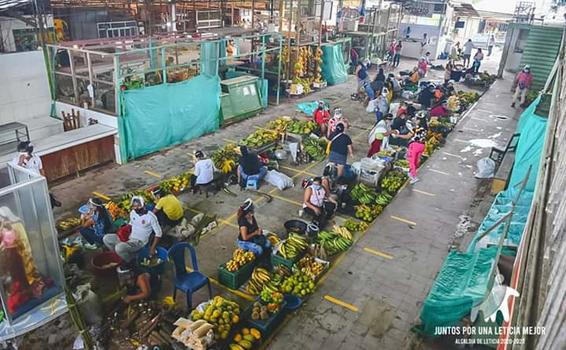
366, 98, 378, 113
475, 157, 496, 179
265, 170, 294, 190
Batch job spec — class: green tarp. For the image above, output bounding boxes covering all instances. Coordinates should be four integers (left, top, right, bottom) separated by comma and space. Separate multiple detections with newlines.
120, 75, 221, 160
321, 43, 348, 85
200, 41, 220, 77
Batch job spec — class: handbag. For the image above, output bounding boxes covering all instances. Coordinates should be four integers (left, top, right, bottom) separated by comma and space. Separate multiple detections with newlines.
117, 224, 132, 242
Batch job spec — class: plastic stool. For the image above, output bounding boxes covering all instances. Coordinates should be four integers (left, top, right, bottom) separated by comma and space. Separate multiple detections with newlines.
246, 176, 259, 190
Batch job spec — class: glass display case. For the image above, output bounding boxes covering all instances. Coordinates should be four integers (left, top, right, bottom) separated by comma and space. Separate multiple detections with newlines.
0, 164, 66, 338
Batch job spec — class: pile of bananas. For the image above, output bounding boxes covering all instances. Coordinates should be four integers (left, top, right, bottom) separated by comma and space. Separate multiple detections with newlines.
225, 249, 255, 272
104, 201, 128, 220
241, 129, 279, 148
332, 225, 353, 240
287, 119, 318, 135
375, 192, 393, 206
354, 204, 384, 222
376, 149, 395, 158
266, 233, 281, 246
246, 267, 272, 295
314, 47, 324, 83
344, 219, 369, 233
350, 183, 377, 204
117, 190, 153, 212
302, 136, 327, 161
394, 159, 410, 169
211, 143, 240, 174
56, 217, 81, 231
266, 117, 292, 133
297, 255, 327, 280
318, 230, 353, 255
292, 77, 313, 94
277, 233, 309, 260
380, 170, 408, 194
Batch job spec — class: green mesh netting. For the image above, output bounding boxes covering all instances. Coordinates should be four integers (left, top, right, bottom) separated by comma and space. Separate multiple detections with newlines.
321, 43, 348, 85
120, 75, 221, 160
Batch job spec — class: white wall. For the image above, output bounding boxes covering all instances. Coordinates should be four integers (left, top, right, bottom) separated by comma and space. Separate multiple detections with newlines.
0, 50, 62, 141
55, 101, 118, 129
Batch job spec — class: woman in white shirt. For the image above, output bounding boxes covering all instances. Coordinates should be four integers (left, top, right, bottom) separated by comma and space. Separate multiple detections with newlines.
190, 150, 216, 192
302, 177, 337, 227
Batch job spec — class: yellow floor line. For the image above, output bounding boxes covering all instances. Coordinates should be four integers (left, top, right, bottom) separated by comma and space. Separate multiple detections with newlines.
413, 189, 436, 197
363, 247, 394, 260
92, 192, 111, 201
429, 168, 450, 176
279, 165, 317, 177
144, 170, 162, 179
390, 215, 417, 226
323, 295, 359, 312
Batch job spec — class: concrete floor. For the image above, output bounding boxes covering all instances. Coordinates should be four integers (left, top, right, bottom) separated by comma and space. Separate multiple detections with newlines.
51, 48, 523, 349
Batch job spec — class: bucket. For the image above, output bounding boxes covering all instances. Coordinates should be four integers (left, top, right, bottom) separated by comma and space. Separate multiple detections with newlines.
91, 251, 122, 277
306, 223, 319, 241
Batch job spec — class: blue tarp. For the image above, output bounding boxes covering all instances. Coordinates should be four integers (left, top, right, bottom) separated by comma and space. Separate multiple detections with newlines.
120, 75, 221, 160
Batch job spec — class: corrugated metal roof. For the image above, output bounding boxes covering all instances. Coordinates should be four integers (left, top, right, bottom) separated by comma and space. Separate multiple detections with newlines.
0, 0, 31, 11
520, 26, 563, 90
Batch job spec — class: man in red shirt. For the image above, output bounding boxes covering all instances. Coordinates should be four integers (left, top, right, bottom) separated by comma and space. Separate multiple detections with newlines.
312, 101, 330, 136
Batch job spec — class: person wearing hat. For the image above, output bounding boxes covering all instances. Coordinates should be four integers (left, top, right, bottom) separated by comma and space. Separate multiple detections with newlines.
11, 141, 61, 207
312, 101, 330, 136
327, 108, 350, 139
302, 176, 337, 227
152, 188, 184, 228
511, 65, 533, 108
237, 146, 267, 188
236, 199, 271, 255
328, 123, 353, 178
392, 114, 428, 184
103, 196, 162, 262
79, 198, 114, 246
191, 150, 216, 191
367, 113, 397, 157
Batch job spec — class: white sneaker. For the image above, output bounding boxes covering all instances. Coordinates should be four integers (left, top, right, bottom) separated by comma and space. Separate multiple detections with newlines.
410, 176, 420, 184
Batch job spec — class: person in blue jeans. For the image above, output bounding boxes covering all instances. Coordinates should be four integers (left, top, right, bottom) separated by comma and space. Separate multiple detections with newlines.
237, 146, 268, 188
79, 198, 114, 245
236, 199, 271, 256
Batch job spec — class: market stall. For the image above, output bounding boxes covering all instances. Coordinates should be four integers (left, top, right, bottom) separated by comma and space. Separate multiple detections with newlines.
0, 163, 66, 340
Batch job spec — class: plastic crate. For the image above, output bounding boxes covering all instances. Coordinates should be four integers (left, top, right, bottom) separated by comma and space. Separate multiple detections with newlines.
218, 260, 256, 290
271, 250, 304, 270
246, 300, 288, 337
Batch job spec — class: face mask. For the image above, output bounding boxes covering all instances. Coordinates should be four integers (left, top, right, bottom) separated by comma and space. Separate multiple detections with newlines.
134, 208, 145, 215
312, 183, 321, 190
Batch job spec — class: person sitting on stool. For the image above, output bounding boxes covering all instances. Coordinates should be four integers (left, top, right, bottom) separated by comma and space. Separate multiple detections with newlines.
237, 146, 267, 189
190, 150, 216, 192
236, 199, 271, 256
104, 196, 162, 262
151, 188, 183, 228
302, 177, 337, 227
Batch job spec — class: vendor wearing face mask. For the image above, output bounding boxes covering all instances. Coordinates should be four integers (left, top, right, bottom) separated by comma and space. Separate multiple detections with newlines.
237, 199, 271, 256
312, 101, 330, 137
103, 196, 162, 263
302, 177, 337, 227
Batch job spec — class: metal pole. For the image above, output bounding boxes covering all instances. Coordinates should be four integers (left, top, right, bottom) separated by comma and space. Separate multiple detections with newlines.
279, 0, 284, 32
277, 35, 282, 105
498, 25, 515, 78
67, 49, 79, 104
161, 47, 167, 83
86, 52, 94, 107
286, 0, 294, 87
252, 0, 256, 29
318, 0, 325, 46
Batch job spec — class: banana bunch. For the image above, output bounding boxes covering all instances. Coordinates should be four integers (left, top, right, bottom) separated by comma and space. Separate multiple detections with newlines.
287, 119, 318, 135
332, 225, 353, 240
302, 137, 327, 161
241, 129, 279, 148
278, 233, 308, 260
297, 255, 326, 280
225, 249, 255, 272
266, 233, 281, 246
247, 267, 272, 295
117, 190, 153, 212
160, 172, 190, 193
56, 217, 81, 231
380, 170, 408, 194
314, 48, 323, 82
211, 144, 240, 174
104, 201, 128, 220
355, 204, 384, 222
344, 219, 369, 233
318, 231, 352, 256
266, 117, 292, 133
375, 193, 393, 206
350, 183, 377, 204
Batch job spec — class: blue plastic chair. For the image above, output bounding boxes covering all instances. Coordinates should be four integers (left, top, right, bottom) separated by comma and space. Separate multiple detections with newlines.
167, 242, 212, 309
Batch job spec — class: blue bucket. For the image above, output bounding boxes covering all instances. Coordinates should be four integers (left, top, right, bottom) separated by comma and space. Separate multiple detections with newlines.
284, 294, 303, 311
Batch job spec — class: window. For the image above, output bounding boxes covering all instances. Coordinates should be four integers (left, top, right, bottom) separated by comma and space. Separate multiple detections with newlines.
514, 28, 529, 53
12, 29, 37, 52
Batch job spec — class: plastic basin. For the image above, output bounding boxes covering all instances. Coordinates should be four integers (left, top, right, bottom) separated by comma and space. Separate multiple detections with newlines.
284, 220, 308, 235
284, 294, 302, 311
91, 251, 122, 276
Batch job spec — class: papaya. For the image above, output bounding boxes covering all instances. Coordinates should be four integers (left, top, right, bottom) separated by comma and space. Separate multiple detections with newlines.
238, 340, 253, 350
241, 328, 250, 335
250, 328, 261, 340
